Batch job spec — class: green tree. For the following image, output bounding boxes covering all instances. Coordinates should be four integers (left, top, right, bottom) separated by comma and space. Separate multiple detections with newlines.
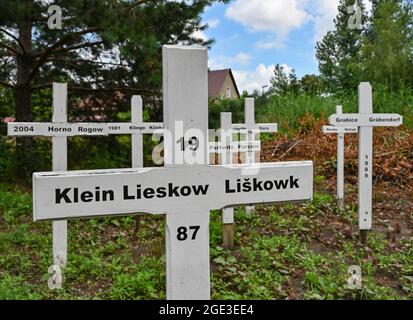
362, 0, 413, 91
0, 0, 227, 177
300, 74, 323, 95
316, 0, 368, 93
269, 64, 291, 95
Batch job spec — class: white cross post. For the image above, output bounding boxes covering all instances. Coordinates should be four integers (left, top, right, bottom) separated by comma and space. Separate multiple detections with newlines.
322, 105, 358, 209
220, 112, 235, 249
329, 82, 403, 242
237, 98, 278, 215
8, 89, 163, 288
51, 83, 68, 289
32, 45, 314, 300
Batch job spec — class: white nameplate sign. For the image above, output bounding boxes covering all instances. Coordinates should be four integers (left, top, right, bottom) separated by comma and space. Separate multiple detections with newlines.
8, 122, 108, 136
208, 141, 261, 153
329, 114, 403, 127
108, 122, 163, 134
231, 123, 278, 133
33, 162, 313, 221
322, 126, 358, 134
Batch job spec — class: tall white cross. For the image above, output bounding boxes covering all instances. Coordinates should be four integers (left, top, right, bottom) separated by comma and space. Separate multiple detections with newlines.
322, 105, 358, 209
237, 98, 278, 214
32, 45, 313, 299
8, 87, 162, 287
329, 82, 403, 238
219, 102, 277, 249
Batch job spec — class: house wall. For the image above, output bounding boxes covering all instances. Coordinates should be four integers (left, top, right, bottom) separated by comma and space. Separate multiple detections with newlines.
218, 74, 240, 99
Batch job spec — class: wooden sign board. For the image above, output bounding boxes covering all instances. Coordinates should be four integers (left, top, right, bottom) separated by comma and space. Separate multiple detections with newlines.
8, 122, 108, 136
208, 141, 261, 153
231, 123, 278, 133
33, 162, 313, 221
322, 126, 358, 134
329, 114, 403, 127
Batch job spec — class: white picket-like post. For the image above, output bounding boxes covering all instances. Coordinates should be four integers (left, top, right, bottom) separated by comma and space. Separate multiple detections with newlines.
131, 96, 144, 168
221, 113, 234, 249
244, 98, 256, 215
336, 105, 345, 209
51, 83, 68, 288
163, 45, 211, 300
358, 83, 373, 232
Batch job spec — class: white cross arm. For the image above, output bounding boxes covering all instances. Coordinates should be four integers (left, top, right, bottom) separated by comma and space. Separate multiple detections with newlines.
208, 141, 261, 153
108, 122, 164, 134
322, 126, 358, 134
231, 123, 278, 133
329, 114, 403, 127
32, 161, 313, 221
8, 122, 108, 137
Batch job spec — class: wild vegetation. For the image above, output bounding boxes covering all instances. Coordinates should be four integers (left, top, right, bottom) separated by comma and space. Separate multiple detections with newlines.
0, 0, 412, 300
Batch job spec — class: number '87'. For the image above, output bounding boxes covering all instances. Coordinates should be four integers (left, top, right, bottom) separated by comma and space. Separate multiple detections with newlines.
177, 226, 200, 241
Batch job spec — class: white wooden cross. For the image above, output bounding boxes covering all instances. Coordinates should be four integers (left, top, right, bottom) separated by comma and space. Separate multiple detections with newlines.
7, 86, 162, 288
322, 105, 358, 209
32, 45, 313, 300
235, 98, 278, 215
218, 103, 278, 249
329, 82, 403, 237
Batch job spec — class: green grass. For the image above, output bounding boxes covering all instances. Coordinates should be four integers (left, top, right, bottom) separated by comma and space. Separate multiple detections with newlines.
256, 86, 413, 132
0, 182, 412, 300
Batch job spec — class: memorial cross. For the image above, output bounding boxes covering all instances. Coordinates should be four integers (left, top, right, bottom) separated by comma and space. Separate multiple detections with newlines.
329, 82, 403, 240
322, 105, 358, 209
32, 45, 313, 299
7, 87, 162, 287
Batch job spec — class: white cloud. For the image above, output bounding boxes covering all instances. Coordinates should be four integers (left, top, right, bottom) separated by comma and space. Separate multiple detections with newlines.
208, 58, 226, 70
225, 0, 373, 48
233, 63, 291, 94
234, 52, 251, 65
310, 0, 340, 41
309, 0, 372, 41
226, 0, 310, 47
208, 52, 252, 70
191, 29, 209, 42
207, 19, 220, 28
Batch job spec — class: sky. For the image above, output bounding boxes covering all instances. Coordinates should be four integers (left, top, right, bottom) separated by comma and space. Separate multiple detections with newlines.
199, 0, 372, 93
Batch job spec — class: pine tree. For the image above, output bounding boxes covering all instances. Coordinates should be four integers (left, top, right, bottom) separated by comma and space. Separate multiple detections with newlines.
0, 0, 227, 177
316, 0, 368, 94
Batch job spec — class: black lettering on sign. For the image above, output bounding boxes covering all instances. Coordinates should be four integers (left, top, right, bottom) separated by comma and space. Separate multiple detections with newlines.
123, 183, 209, 200
177, 136, 199, 151
14, 126, 34, 133
177, 225, 200, 241
55, 187, 114, 204
225, 176, 300, 194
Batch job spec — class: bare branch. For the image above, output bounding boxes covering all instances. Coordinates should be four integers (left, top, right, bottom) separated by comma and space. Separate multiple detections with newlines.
0, 28, 26, 54
0, 43, 17, 56
0, 80, 14, 89
51, 41, 104, 55
29, 27, 102, 83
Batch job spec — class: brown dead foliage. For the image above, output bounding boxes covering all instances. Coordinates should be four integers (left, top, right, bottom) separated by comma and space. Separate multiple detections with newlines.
261, 113, 413, 189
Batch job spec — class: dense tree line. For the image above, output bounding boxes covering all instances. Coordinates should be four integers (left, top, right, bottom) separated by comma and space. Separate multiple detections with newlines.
271, 0, 413, 95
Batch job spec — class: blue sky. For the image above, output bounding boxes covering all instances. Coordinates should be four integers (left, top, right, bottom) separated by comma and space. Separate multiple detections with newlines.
199, 0, 371, 93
